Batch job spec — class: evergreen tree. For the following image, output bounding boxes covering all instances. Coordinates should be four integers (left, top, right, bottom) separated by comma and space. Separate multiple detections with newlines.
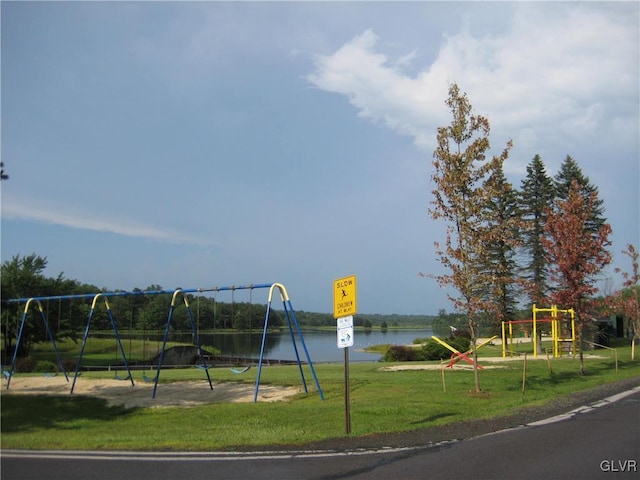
479, 163, 522, 329
519, 155, 555, 305
554, 155, 606, 233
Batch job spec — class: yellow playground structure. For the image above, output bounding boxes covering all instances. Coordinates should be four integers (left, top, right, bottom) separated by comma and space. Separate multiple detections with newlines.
502, 304, 576, 358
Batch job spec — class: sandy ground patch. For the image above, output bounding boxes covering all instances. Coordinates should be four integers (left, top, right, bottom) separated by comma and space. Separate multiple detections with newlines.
380, 356, 525, 372
1, 376, 302, 409
379, 354, 606, 372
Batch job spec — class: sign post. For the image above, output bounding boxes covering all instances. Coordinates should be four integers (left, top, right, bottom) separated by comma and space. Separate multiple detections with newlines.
334, 275, 357, 435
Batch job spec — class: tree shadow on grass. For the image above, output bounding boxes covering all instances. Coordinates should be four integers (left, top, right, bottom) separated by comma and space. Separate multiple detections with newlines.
409, 412, 457, 426
0, 394, 134, 434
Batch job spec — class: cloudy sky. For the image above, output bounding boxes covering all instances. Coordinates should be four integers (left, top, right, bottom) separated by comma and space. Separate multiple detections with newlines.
1, 2, 638, 315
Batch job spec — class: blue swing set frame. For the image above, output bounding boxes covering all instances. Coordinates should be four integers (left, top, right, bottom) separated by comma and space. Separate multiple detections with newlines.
4, 283, 324, 402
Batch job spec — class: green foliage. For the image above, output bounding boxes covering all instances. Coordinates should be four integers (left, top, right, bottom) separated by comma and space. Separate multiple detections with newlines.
34, 360, 57, 373
293, 311, 436, 328
1, 254, 97, 359
554, 155, 606, 234
421, 335, 471, 361
520, 154, 555, 304
479, 163, 522, 327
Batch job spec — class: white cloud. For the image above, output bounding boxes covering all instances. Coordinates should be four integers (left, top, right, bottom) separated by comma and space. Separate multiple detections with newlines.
1, 196, 211, 246
307, 29, 450, 150
307, 4, 639, 159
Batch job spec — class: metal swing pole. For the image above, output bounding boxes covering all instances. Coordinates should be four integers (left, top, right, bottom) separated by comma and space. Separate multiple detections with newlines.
285, 298, 324, 400
255, 299, 272, 403
152, 291, 179, 399
5, 299, 68, 389
282, 301, 309, 393
183, 292, 213, 391
254, 283, 324, 402
105, 297, 135, 385
72, 294, 135, 393
153, 289, 214, 399
72, 300, 97, 394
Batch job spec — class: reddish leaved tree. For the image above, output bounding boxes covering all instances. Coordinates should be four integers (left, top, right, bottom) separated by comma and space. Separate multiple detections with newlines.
614, 244, 640, 359
542, 180, 612, 373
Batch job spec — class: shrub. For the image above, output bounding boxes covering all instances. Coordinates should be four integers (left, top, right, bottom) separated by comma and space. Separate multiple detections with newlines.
384, 334, 472, 362
13, 357, 36, 373
422, 340, 451, 360
449, 335, 471, 352
34, 360, 57, 373
384, 345, 427, 362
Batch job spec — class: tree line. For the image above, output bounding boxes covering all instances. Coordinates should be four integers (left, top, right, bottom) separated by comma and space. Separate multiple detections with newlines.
0, 256, 288, 359
427, 83, 638, 390
0, 254, 436, 360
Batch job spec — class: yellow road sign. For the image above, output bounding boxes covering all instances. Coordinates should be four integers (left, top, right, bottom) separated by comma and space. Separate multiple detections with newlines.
334, 275, 357, 318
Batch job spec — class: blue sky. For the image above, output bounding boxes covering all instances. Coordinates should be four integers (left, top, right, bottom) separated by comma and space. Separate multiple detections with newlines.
1, 2, 638, 315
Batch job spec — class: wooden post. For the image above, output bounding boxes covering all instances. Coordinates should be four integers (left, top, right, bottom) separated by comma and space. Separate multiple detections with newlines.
521, 353, 528, 397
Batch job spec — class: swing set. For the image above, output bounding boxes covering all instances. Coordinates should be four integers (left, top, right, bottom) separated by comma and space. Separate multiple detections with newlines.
3, 282, 324, 402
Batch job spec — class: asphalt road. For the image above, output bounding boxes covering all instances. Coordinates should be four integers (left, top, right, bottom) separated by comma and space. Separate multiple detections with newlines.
2, 387, 639, 480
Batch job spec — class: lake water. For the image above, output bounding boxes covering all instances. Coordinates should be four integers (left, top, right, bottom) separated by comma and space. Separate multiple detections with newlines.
191, 328, 434, 363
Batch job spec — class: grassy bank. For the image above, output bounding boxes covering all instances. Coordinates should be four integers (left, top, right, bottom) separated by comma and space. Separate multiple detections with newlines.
2, 346, 639, 451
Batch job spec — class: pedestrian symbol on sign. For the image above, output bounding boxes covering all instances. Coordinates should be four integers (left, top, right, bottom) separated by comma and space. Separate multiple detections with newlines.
333, 275, 357, 318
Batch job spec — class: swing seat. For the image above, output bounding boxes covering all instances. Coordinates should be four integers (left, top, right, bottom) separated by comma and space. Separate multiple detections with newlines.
195, 364, 213, 370
114, 373, 131, 381
2, 370, 11, 380
142, 372, 157, 383
230, 366, 251, 374
43, 372, 57, 378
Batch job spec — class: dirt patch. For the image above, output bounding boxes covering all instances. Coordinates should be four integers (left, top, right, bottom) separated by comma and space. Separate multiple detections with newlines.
1, 376, 302, 409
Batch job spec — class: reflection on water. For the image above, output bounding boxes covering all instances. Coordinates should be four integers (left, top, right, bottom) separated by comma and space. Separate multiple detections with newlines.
165, 329, 433, 363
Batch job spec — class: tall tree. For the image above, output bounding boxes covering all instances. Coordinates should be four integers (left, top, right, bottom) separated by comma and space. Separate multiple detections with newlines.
1, 254, 58, 358
428, 83, 512, 392
542, 181, 612, 374
614, 244, 640, 359
519, 155, 555, 305
478, 163, 522, 329
554, 155, 606, 233
1, 254, 102, 359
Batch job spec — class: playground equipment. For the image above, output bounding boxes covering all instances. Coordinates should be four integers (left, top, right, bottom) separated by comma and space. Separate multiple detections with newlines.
432, 335, 497, 369
4, 298, 70, 390
71, 293, 135, 393
4, 282, 324, 403
501, 304, 576, 358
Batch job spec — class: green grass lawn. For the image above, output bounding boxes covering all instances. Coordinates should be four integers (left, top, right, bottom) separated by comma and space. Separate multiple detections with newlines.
2, 345, 638, 451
